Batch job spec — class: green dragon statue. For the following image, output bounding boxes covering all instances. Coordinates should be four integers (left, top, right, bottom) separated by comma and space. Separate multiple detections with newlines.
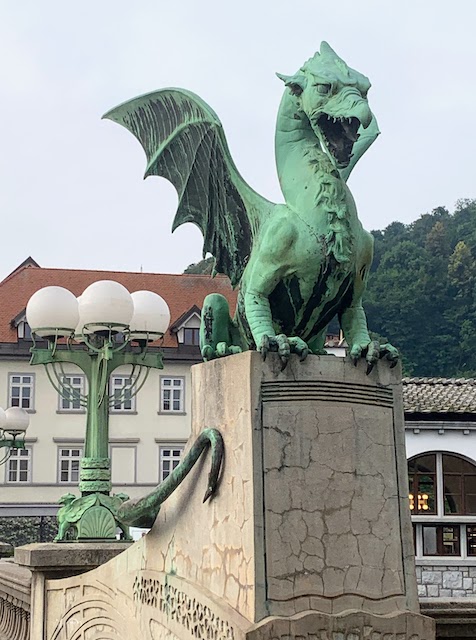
105, 42, 398, 372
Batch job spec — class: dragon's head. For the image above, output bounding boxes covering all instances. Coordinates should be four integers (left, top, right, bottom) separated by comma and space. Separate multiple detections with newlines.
277, 42, 373, 169
58, 493, 76, 506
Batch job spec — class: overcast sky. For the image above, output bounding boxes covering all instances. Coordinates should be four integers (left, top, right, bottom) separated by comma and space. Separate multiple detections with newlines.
1, 1, 474, 280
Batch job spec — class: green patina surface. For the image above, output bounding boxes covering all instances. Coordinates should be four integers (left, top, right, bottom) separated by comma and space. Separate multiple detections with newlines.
30, 340, 164, 541
54, 491, 131, 541
105, 43, 398, 372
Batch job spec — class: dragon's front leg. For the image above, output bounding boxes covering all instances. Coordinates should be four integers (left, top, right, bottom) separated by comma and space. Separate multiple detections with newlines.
340, 241, 399, 374
243, 220, 310, 369
340, 304, 399, 374
200, 294, 243, 361
245, 290, 309, 370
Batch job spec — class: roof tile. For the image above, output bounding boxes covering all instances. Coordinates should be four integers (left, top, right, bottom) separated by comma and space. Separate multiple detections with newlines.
403, 377, 476, 414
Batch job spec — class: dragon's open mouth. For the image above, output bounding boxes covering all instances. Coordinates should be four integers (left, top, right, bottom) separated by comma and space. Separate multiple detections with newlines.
315, 114, 360, 167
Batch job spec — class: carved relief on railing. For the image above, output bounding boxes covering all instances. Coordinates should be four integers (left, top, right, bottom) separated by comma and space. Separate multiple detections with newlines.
0, 597, 30, 640
247, 630, 428, 640
46, 569, 247, 640
133, 575, 236, 640
44, 565, 434, 640
49, 586, 133, 640
0, 562, 31, 640
245, 611, 435, 640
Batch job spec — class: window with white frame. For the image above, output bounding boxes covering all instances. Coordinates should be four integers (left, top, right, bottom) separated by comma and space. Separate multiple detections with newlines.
17, 321, 32, 341
58, 447, 82, 483
8, 374, 34, 410
7, 448, 31, 483
183, 327, 200, 346
409, 452, 476, 558
160, 377, 184, 413
159, 445, 185, 482
59, 375, 85, 411
110, 375, 136, 412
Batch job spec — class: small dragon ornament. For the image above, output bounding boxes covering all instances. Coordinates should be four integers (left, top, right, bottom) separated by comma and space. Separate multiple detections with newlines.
105, 42, 398, 373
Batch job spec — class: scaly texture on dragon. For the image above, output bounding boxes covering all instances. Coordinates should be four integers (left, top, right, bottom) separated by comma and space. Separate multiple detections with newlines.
104, 42, 398, 372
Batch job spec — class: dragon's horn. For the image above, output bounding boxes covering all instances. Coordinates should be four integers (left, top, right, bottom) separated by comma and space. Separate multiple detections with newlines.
276, 72, 307, 96
276, 73, 292, 84
320, 41, 343, 61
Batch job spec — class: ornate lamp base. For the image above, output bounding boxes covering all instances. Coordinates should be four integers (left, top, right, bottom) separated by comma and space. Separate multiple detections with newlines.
55, 492, 132, 542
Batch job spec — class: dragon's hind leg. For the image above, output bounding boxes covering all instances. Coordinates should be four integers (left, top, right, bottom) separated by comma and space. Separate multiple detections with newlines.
200, 294, 243, 361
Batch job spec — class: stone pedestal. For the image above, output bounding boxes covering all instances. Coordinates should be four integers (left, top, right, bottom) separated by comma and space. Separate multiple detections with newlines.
146, 351, 433, 638
27, 353, 434, 640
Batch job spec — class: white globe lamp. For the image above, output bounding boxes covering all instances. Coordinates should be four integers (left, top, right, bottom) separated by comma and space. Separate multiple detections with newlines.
129, 291, 171, 340
0, 408, 6, 432
79, 281, 134, 332
26, 286, 79, 338
5, 407, 30, 436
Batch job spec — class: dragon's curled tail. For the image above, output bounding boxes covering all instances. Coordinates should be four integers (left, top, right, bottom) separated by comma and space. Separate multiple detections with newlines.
117, 428, 224, 529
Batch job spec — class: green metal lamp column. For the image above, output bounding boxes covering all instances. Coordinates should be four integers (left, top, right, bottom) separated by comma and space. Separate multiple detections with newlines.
30, 338, 164, 542
81, 351, 111, 496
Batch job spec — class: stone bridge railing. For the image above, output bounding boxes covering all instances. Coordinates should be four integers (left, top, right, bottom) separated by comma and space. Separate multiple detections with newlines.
0, 560, 31, 640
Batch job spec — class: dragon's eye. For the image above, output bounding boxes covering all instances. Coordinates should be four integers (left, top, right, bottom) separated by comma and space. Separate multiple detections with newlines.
316, 83, 331, 95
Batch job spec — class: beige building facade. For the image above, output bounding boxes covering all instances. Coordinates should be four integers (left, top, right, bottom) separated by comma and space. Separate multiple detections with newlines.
0, 360, 193, 516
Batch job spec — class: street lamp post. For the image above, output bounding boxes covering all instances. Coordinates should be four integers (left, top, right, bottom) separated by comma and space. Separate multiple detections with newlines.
0, 407, 30, 465
26, 281, 170, 542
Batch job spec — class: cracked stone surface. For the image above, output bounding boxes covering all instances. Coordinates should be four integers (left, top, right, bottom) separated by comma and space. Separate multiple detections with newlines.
260, 354, 417, 617
263, 400, 405, 605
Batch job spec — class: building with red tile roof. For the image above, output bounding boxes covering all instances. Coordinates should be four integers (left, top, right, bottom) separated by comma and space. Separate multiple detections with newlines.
0, 257, 237, 348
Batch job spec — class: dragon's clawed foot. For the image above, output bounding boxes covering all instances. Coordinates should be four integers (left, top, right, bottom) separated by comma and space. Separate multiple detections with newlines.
260, 334, 309, 370
201, 342, 242, 361
350, 340, 399, 374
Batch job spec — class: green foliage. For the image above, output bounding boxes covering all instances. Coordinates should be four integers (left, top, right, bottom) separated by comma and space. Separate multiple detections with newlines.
0, 516, 57, 547
184, 257, 215, 275
365, 199, 476, 377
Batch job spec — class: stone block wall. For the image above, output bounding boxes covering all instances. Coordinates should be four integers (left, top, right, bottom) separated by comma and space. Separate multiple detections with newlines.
416, 564, 476, 598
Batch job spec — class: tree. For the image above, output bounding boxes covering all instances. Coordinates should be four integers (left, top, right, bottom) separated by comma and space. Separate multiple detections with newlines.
425, 221, 450, 258
366, 199, 476, 377
448, 241, 475, 296
184, 257, 215, 275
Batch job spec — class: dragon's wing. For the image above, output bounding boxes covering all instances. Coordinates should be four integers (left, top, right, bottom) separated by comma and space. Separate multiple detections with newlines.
68, 494, 97, 522
104, 89, 274, 286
